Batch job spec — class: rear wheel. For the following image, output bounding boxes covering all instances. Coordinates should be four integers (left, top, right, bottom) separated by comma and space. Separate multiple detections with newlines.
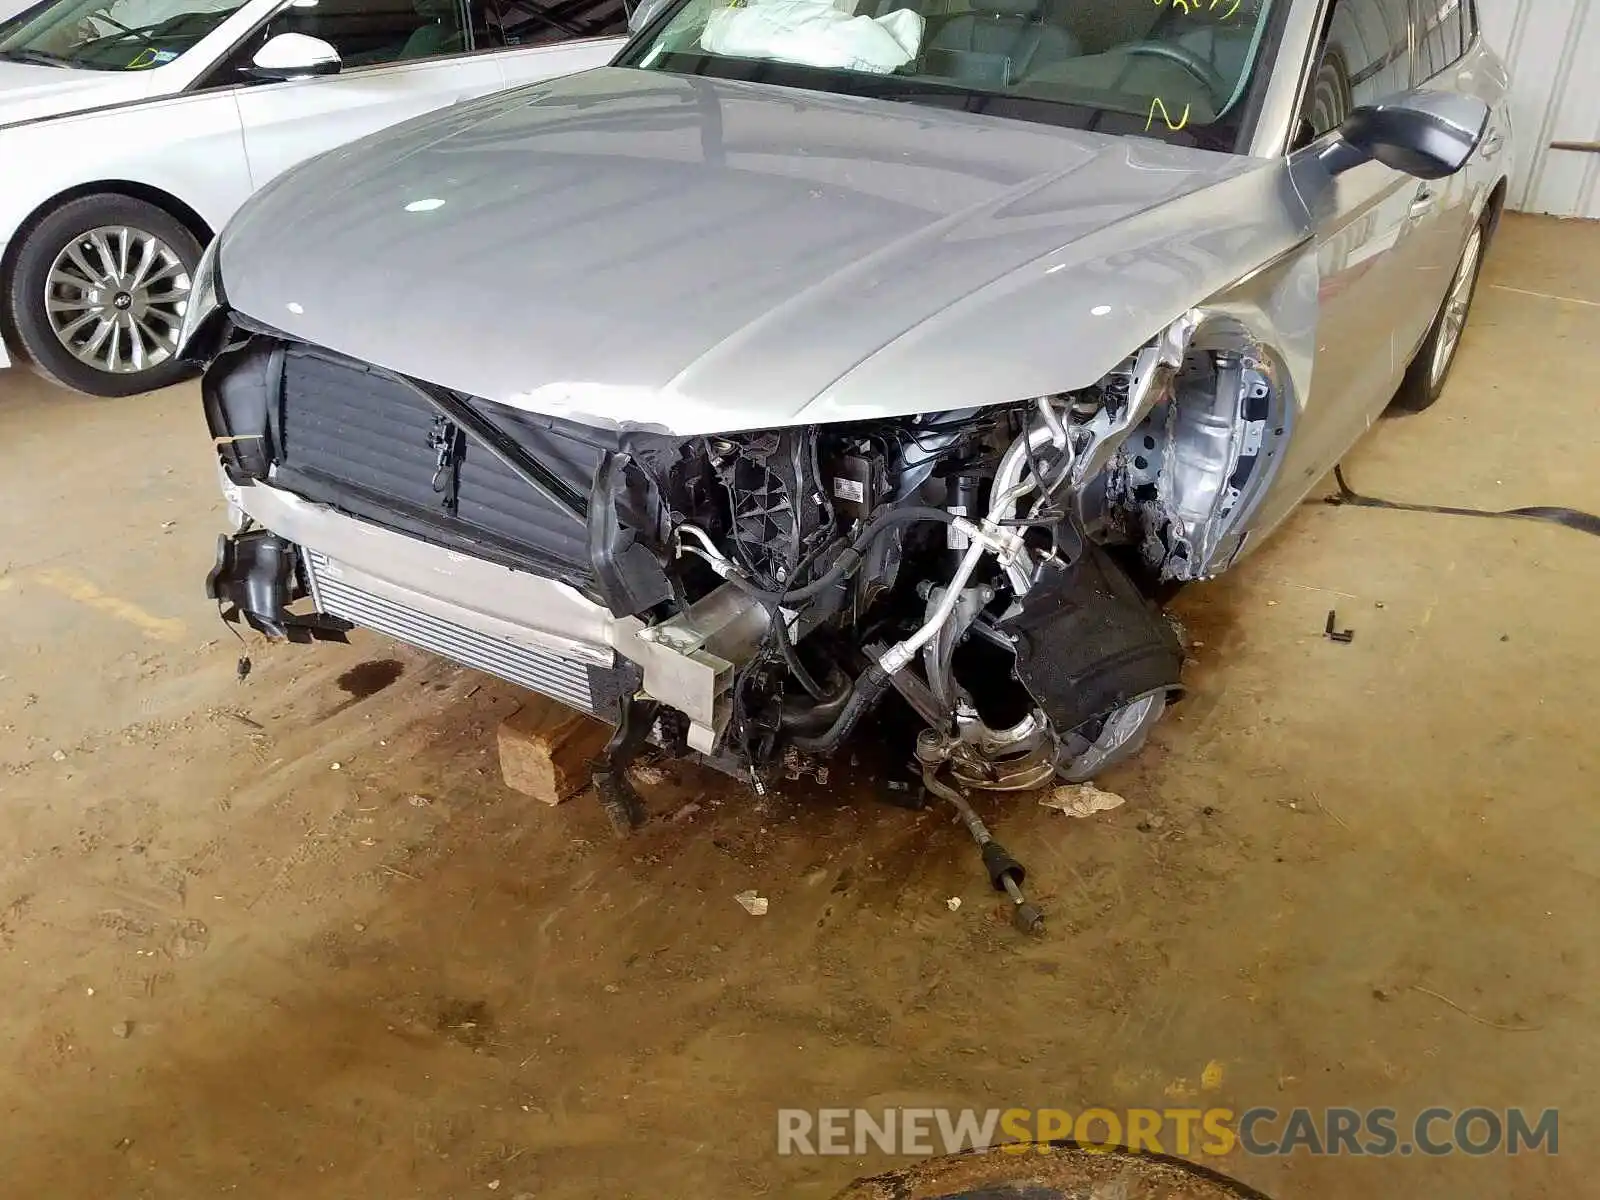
1390, 216, 1487, 414
5, 193, 203, 397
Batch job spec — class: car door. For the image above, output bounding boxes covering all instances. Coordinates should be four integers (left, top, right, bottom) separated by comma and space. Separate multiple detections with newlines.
1402, 0, 1477, 357
1277, 0, 1427, 492
206, 0, 507, 191
473, 0, 627, 89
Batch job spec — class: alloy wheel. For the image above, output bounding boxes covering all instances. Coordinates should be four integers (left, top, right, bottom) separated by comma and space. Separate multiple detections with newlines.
1430, 225, 1484, 389
43, 225, 192, 376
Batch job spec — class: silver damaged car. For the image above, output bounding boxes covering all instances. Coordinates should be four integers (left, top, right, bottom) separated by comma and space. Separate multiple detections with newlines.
188, 0, 1511, 848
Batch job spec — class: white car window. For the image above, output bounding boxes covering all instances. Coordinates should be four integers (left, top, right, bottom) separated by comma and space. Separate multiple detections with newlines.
204, 0, 473, 86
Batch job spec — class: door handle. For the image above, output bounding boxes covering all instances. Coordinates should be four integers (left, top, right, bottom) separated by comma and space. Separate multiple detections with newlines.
1482, 132, 1506, 159
1410, 187, 1438, 218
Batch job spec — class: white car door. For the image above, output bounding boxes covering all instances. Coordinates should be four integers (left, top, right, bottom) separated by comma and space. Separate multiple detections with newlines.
210, 0, 507, 191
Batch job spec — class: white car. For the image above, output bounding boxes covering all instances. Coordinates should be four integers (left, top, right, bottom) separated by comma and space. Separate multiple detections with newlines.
0, 0, 626, 396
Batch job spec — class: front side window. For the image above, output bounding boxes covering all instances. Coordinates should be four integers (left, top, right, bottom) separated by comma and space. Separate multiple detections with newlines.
617, 0, 1288, 152
1301, 0, 1414, 139
207, 0, 472, 84
265, 0, 468, 66
0, 0, 249, 70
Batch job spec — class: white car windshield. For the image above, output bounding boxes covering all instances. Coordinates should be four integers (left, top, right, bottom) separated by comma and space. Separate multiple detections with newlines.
620, 0, 1282, 151
0, 0, 248, 71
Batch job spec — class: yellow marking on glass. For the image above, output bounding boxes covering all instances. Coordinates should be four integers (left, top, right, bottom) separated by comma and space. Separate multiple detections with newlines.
1146, 97, 1192, 132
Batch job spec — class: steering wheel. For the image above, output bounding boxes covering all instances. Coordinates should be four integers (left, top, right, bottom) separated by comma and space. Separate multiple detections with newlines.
1120, 41, 1230, 109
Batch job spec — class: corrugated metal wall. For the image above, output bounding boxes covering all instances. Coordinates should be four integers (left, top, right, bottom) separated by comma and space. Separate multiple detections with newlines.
1478, 0, 1600, 218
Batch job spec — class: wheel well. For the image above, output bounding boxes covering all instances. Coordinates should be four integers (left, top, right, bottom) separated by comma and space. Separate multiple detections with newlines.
0, 182, 214, 340
1484, 177, 1509, 236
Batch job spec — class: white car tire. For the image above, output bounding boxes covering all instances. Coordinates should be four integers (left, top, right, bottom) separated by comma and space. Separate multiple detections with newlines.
6, 194, 204, 398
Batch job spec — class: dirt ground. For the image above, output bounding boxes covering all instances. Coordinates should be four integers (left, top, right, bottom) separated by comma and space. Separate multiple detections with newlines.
0, 214, 1596, 1200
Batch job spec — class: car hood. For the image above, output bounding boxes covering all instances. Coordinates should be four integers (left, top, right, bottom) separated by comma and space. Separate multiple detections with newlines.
219, 67, 1313, 435
0, 60, 150, 126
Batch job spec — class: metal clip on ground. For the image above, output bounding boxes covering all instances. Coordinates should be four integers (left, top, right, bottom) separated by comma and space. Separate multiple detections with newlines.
915, 731, 1044, 936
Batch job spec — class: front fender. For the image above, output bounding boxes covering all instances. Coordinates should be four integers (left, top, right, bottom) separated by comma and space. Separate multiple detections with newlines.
801, 161, 1318, 425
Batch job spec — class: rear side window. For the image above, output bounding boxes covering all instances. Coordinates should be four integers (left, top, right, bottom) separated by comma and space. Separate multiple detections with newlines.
1414, 0, 1466, 78
477, 0, 625, 47
1302, 0, 1416, 139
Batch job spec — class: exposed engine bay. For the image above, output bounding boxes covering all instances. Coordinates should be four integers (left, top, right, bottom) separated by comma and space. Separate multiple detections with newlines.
203, 310, 1288, 930
584, 311, 1283, 797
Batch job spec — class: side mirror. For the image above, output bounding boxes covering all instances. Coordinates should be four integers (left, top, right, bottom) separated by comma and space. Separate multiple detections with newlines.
247, 31, 342, 81
1320, 91, 1490, 180
627, 0, 671, 34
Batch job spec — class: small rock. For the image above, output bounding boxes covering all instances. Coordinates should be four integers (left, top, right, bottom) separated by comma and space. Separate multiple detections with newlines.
406, 794, 431, 807
487, 1181, 501, 1191
1145, 813, 1167, 829
85, 987, 95, 997
1372, 986, 1395, 1002
353, 922, 366, 933
112, 1020, 132, 1039
734, 890, 769, 917
51, 750, 67, 762
946, 897, 962, 912
603, 983, 619, 993
330, 762, 342, 771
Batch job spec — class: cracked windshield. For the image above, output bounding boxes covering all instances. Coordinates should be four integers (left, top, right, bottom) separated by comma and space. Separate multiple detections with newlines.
0, 0, 248, 70
625, 0, 1278, 146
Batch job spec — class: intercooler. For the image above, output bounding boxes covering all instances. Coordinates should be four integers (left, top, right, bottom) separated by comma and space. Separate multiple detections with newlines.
303, 549, 601, 716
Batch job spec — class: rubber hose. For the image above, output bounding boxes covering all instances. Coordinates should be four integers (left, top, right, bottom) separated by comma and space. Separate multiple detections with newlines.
771, 606, 831, 702
777, 668, 852, 732
725, 507, 959, 607
787, 662, 894, 753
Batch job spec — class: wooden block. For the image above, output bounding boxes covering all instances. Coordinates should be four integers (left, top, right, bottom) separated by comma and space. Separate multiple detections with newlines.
496, 703, 612, 805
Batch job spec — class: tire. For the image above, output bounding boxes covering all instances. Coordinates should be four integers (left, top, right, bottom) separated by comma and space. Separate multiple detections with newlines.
1389, 213, 1489, 415
5, 193, 204, 398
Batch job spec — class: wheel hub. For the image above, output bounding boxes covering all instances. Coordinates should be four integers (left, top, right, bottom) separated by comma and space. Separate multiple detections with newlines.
43, 224, 192, 376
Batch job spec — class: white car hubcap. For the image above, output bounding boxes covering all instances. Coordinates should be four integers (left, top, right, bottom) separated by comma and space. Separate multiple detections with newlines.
45, 225, 192, 375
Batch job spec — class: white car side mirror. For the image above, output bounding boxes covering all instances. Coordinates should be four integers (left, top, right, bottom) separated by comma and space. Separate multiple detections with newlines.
248, 32, 342, 81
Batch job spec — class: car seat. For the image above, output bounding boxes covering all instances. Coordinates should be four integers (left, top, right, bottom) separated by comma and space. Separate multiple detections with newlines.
401, 0, 466, 58
923, 0, 1081, 84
